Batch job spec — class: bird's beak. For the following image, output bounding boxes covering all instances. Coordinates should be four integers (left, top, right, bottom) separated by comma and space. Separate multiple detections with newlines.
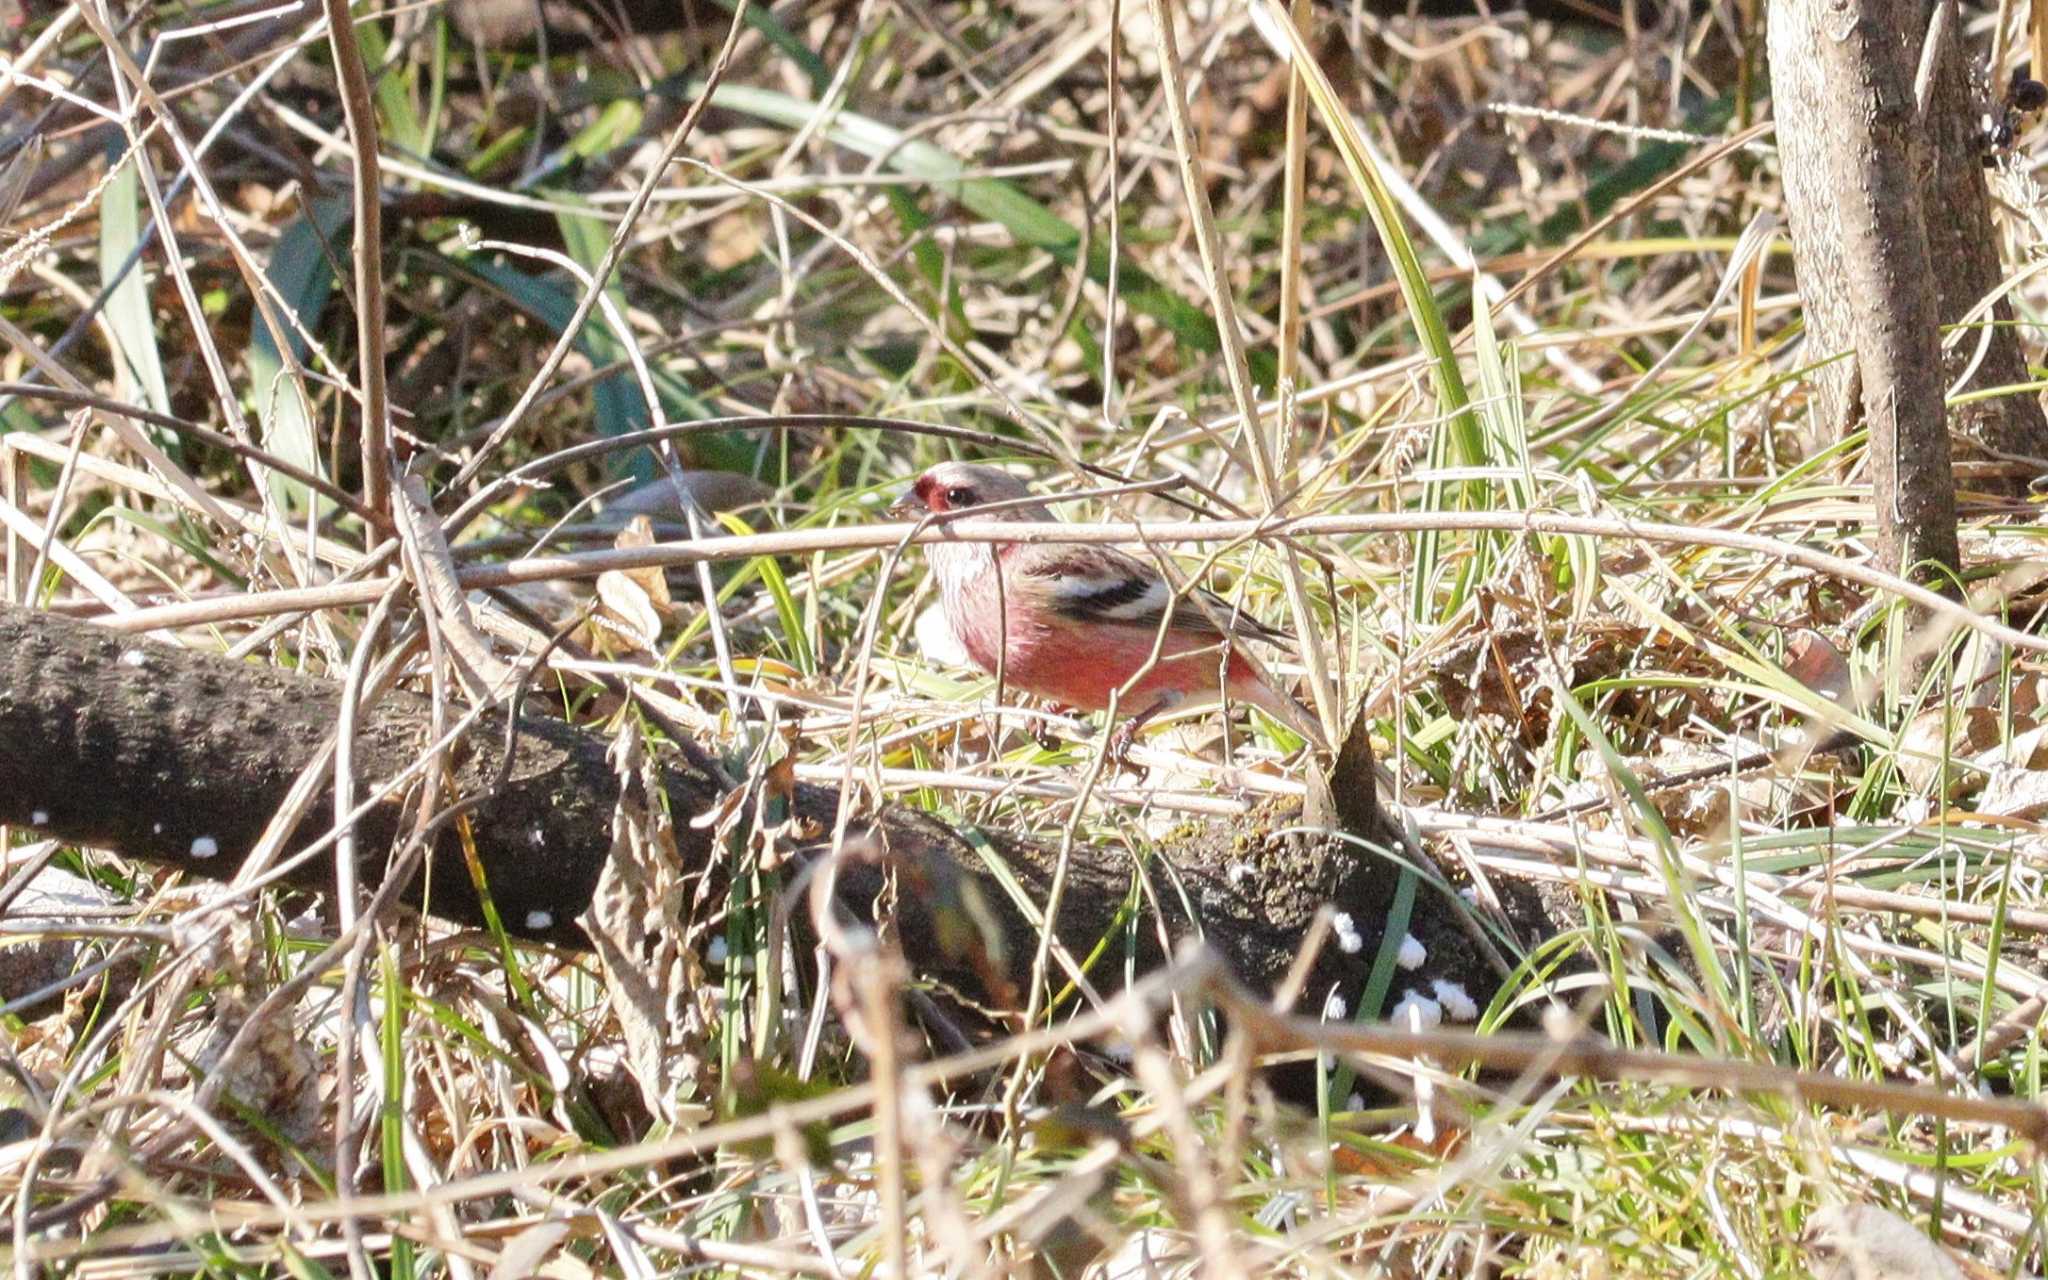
888, 490, 922, 519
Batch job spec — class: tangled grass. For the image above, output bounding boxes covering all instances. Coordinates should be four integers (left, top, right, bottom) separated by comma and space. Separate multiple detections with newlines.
0, 0, 2044, 1275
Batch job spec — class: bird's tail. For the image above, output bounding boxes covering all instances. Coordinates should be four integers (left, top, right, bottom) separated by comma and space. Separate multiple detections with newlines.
1235, 669, 1330, 752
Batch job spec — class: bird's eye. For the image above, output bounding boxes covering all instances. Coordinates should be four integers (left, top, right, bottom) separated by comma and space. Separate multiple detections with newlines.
945, 486, 973, 506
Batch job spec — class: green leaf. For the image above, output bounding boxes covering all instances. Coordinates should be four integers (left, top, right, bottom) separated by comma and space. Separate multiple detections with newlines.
883, 186, 969, 341
248, 198, 347, 512
718, 512, 814, 674
551, 195, 646, 456
90, 506, 242, 589
352, 16, 425, 157
422, 12, 448, 151
567, 98, 644, 161
378, 946, 417, 1280
98, 148, 171, 429
466, 123, 529, 177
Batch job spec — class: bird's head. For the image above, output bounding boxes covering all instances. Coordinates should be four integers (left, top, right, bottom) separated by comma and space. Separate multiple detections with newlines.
890, 462, 1043, 520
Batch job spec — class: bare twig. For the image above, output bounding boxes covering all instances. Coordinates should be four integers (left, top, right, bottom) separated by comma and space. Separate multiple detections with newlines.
1211, 970, 2048, 1143
320, 0, 391, 518
89, 512, 2048, 665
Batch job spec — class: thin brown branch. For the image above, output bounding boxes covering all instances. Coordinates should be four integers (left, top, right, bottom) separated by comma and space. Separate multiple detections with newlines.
89, 511, 2048, 663
321, 0, 390, 519
0, 382, 382, 525
1213, 973, 2048, 1144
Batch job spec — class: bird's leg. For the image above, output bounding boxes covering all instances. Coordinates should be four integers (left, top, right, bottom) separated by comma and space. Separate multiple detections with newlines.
1106, 691, 1183, 775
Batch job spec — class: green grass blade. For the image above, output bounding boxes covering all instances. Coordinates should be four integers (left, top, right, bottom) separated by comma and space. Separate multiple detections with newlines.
1252, 2, 1480, 623
98, 149, 171, 426
353, 16, 426, 157
248, 198, 346, 513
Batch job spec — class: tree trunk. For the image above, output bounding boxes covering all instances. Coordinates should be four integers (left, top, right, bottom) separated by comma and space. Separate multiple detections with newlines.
1768, 0, 2042, 578
1920, 19, 2048, 488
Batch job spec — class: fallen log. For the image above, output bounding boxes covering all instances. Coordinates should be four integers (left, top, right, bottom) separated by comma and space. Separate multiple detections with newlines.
0, 603, 1521, 1039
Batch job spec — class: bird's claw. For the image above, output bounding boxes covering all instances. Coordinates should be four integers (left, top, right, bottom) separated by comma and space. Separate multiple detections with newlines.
1029, 719, 1064, 752
1106, 722, 1147, 779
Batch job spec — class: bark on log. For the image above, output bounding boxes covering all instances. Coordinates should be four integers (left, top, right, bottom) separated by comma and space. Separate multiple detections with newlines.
0, 605, 1512, 1040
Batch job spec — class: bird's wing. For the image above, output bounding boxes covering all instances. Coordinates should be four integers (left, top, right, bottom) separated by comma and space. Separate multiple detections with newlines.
1008, 544, 1294, 649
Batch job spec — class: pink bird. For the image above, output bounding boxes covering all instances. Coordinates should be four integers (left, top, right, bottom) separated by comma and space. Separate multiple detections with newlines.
890, 462, 1327, 759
